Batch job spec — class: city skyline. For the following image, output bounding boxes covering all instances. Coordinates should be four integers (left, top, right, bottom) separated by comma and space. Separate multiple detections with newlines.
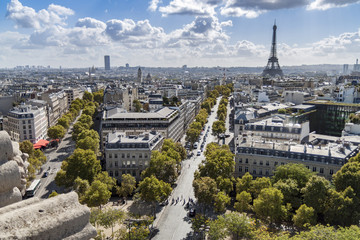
1, 0, 360, 68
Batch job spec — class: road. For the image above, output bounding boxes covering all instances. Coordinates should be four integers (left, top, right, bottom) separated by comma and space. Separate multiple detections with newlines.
34, 116, 79, 199
153, 97, 221, 240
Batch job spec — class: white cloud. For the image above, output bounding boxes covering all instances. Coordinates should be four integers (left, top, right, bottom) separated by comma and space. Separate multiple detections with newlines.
307, 0, 360, 10
6, 0, 74, 29
158, 0, 216, 16
76, 17, 107, 29
148, 0, 162, 12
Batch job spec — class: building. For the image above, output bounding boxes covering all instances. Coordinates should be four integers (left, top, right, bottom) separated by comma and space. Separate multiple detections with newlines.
283, 91, 312, 105
64, 88, 84, 106
104, 55, 110, 70
104, 131, 163, 181
137, 67, 142, 83
100, 107, 183, 149
234, 135, 359, 180
4, 105, 48, 143
37, 90, 68, 127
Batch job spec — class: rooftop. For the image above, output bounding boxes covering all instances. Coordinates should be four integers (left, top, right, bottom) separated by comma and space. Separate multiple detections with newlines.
104, 107, 177, 120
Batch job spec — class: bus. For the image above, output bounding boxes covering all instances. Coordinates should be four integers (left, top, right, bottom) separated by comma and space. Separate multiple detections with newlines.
25, 179, 41, 198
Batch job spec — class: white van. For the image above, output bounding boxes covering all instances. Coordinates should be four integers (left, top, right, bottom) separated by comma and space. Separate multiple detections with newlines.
194, 142, 198, 148
197, 150, 201, 156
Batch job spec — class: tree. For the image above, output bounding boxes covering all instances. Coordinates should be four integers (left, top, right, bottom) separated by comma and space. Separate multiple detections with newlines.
293, 204, 316, 229
189, 121, 202, 131
193, 177, 217, 207
55, 148, 101, 187
94, 171, 116, 191
133, 99, 142, 112
274, 178, 302, 210
234, 191, 252, 212
83, 106, 96, 117
333, 161, 360, 196
278, 108, 287, 114
93, 90, 104, 104
174, 142, 187, 161
118, 174, 136, 202
214, 191, 231, 213
77, 129, 100, 142
83, 91, 94, 102
272, 163, 313, 189
216, 177, 233, 194
74, 177, 90, 198
82, 180, 112, 207
236, 172, 253, 194
186, 128, 200, 146
57, 116, 70, 129
208, 217, 227, 240
47, 125, 66, 139
218, 113, 225, 122
48, 191, 58, 198
199, 144, 234, 180
142, 151, 178, 184
20, 140, 34, 156
221, 212, 253, 240
253, 187, 288, 224
162, 96, 169, 105
76, 136, 99, 154
72, 122, 88, 140
78, 114, 93, 128
249, 177, 271, 199
98, 208, 125, 238
212, 120, 226, 138
138, 176, 172, 217
302, 175, 331, 215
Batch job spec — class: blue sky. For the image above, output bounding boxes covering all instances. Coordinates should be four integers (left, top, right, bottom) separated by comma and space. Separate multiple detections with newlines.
1, 0, 360, 68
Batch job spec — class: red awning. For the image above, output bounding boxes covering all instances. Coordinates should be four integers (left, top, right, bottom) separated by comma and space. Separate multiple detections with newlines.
33, 139, 49, 149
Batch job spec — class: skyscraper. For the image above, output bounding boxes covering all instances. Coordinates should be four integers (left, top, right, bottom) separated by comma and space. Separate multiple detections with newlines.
104, 55, 110, 70
262, 21, 283, 77
137, 67, 142, 83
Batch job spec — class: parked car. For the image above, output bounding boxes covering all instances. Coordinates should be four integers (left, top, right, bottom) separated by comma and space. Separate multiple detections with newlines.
197, 150, 201, 156
42, 171, 49, 178
189, 208, 196, 217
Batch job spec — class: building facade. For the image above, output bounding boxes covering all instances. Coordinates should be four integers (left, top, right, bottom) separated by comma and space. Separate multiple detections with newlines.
4, 105, 48, 143
105, 131, 163, 181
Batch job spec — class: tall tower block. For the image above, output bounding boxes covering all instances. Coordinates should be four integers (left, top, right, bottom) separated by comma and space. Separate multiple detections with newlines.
137, 67, 142, 83
262, 21, 283, 77
104, 55, 110, 70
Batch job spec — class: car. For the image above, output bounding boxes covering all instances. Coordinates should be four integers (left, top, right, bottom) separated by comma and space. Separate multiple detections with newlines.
194, 142, 198, 148
42, 171, 49, 178
189, 208, 196, 217
197, 150, 201, 156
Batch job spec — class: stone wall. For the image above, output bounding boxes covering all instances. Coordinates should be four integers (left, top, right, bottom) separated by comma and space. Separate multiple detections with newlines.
0, 131, 97, 239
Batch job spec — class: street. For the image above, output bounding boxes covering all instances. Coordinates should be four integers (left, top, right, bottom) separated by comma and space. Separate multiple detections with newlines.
153, 97, 222, 240
34, 117, 79, 199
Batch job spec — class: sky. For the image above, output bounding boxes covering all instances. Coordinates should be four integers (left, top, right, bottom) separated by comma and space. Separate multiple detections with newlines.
1, 0, 360, 68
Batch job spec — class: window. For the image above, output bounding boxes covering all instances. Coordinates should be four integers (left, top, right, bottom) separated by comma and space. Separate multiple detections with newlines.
253, 160, 257, 165
127, 153, 130, 158
23, 120, 26, 124
239, 166, 242, 172
259, 169, 263, 175
109, 153, 112, 158
253, 169, 256, 175
23, 125, 26, 129
29, 130, 32, 134
115, 161, 118, 167
266, 161, 269, 166
274, 162, 278, 166
115, 154, 118, 159
245, 167, 248, 172
115, 171, 119, 177
28, 125, 31, 129
108, 162, 112, 168
266, 170, 269, 176
260, 161, 263, 165
132, 170, 136, 176
23, 130, 26, 134
109, 171, 113, 177
245, 158, 248, 163
28, 120, 31, 124
239, 158, 242, 163
320, 168, 324, 174
122, 153, 125, 158
139, 154, 142, 158
132, 155, 136, 158
281, 162, 285, 165
313, 167, 317, 172
330, 169, 334, 175
145, 154, 148, 159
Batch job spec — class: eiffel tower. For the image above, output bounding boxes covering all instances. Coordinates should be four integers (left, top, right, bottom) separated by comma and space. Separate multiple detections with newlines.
262, 21, 283, 77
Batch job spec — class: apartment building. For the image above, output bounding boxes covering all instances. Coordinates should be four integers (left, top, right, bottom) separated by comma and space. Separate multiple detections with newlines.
4, 105, 48, 143
104, 131, 163, 181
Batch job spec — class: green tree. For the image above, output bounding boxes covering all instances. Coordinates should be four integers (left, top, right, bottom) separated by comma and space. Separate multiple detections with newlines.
72, 122, 88, 140
208, 217, 227, 240
218, 113, 225, 122
76, 136, 99, 154
142, 151, 178, 184
272, 163, 313, 189
214, 191, 231, 213
234, 191, 252, 212
34, 149, 47, 164
236, 172, 253, 194
189, 121, 202, 131
278, 108, 287, 114
83, 106, 96, 116
20, 140, 34, 156
48, 191, 58, 198
138, 176, 172, 217
253, 187, 288, 224
186, 128, 200, 146
118, 174, 136, 202
133, 99, 142, 112
193, 177, 217, 207
222, 212, 253, 240
212, 120, 226, 138
57, 116, 70, 129
78, 114, 93, 128
98, 208, 125, 238
82, 180, 112, 207
55, 149, 101, 187
77, 129, 100, 142
216, 177, 233, 194
302, 175, 331, 215
274, 178, 302, 210
83, 91, 94, 102
293, 204, 316, 229
95, 171, 116, 191
74, 177, 90, 198
333, 161, 360, 196
93, 90, 104, 104
47, 125, 66, 139
249, 177, 271, 198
